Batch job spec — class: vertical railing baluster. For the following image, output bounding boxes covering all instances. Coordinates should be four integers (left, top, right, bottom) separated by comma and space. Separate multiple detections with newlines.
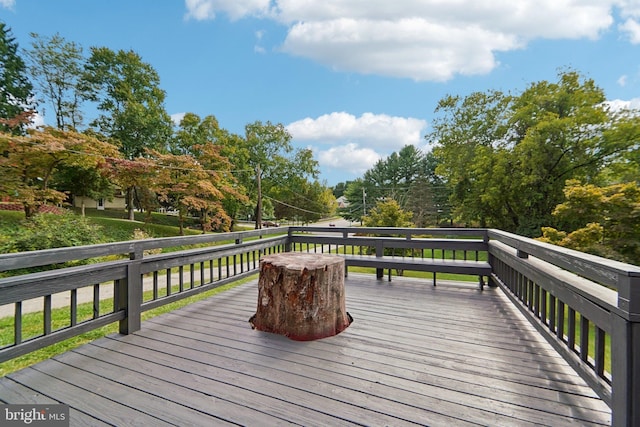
548, 294, 555, 331
153, 271, 159, 300
595, 327, 606, 378
70, 289, 77, 326
14, 301, 22, 345
568, 308, 576, 351
557, 300, 565, 342
44, 295, 52, 335
200, 261, 205, 286
113, 280, 119, 313
580, 315, 590, 363
93, 284, 100, 319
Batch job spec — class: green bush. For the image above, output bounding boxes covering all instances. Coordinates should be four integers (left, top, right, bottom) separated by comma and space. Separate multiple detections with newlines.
2, 212, 106, 253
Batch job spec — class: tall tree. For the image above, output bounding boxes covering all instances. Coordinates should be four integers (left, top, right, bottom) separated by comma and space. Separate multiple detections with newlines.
242, 121, 319, 228
82, 47, 173, 219
0, 22, 35, 134
82, 47, 173, 159
27, 32, 86, 130
172, 112, 249, 227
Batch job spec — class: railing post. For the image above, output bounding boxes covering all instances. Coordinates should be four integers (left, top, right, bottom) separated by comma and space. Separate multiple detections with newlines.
286, 228, 292, 252
611, 274, 640, 427
485, 231, 498, 288
376, 239, 384, 279
119, 246, 143, 335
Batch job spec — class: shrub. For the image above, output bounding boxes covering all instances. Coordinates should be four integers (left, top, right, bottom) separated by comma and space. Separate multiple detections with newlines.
2, 211, 105, 253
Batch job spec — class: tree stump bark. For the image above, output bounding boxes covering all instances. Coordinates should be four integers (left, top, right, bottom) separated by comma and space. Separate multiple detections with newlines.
249, 252, 352, 341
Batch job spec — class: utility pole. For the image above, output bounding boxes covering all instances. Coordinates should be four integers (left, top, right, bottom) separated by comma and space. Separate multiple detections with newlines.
362, 187, 366, 224
256, 164, 262, 229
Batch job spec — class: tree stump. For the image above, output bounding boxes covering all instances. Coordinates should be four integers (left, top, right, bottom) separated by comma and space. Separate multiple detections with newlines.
249, 252, 352, 341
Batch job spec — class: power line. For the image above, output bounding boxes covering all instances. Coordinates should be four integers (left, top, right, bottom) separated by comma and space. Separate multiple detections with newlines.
263, 195, 325, 216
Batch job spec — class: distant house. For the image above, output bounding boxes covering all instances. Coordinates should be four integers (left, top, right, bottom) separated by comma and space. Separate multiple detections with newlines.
336, 196, 349, 208
73, 191, 126, 211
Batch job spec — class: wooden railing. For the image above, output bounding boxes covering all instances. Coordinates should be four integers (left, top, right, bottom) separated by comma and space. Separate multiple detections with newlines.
487, 229, 640, 427
0, 227, 288, 362
0, 226, 638, 426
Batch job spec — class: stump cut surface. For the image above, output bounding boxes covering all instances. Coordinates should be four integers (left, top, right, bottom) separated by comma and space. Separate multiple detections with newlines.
250, 252, 352, 341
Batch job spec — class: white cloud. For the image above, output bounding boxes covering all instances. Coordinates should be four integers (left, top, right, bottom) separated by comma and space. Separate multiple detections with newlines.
171, 112, 186, 125
184, 0, 622, 81
184, 0, 270, 21
287, 112, 427, 149
315, 143, 381, 176
620, 18, 640, 43
287, 111, 427, 176
605, 98, 640, 111
0, 0, 15, 9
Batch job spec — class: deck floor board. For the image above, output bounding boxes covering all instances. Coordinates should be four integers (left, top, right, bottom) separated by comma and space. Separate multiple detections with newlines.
0, 274, 611, 426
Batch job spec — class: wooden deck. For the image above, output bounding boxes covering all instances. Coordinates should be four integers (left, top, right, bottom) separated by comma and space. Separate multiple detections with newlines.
0, 274, 611, 426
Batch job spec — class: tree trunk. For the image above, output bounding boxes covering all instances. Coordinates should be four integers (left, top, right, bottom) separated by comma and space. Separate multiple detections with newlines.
250, 253, 352, 341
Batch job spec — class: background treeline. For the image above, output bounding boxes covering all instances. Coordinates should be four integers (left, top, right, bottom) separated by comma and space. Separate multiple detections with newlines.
0, 22, 336, 237
336, 70, 640, 265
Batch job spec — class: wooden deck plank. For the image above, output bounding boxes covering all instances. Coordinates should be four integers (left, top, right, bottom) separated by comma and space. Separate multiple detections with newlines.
75, 339, 394, 426
6, 366, 176, 426
0, 274, 611, 426
0, 377, 109, 427
146, 297, 609, 425
169, 305, 606, 414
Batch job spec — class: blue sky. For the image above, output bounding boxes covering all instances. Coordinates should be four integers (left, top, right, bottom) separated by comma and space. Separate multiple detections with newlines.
2, 0, 640, 185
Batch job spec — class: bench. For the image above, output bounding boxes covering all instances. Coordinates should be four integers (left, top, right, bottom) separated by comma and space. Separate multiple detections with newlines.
343, 255, 492, 289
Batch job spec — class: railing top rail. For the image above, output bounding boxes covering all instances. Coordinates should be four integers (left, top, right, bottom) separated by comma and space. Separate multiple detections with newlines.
289, 226, 489, 238
487, 229, 640, 285
0, 226, 286, 272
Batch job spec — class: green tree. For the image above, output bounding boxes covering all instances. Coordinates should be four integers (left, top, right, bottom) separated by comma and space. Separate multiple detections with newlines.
27, 32, 86, 130
170, 113, 221, 155
342, 145, 446, 224
242, 121, 319, 227
363, 198, 414, 228
82, 47, 173, 219
53, 163, 114, 216
82, 47, 173, 159
428, 70, 636, 236
332, 181, 350, 199
0, 22, 35, 134
363, 198, 415, 265
339, 179, 365, 222
540, 180, 640, 264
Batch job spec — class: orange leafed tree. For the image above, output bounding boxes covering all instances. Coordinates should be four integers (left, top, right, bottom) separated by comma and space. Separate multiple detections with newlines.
151, 147, 247, 234
0, 127, 121, 217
